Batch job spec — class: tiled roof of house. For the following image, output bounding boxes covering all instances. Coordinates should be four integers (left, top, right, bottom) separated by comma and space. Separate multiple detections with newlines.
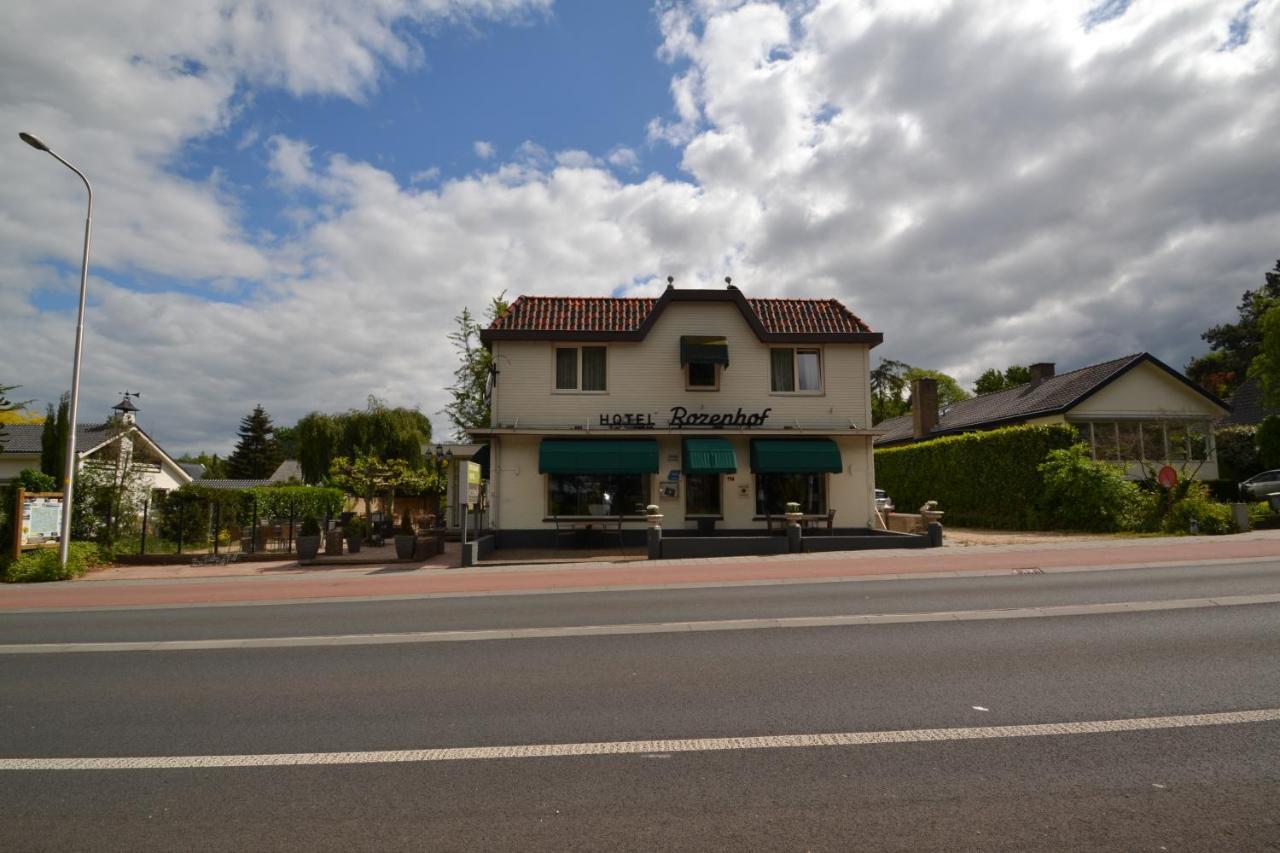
197, 479, 272, 490
1218, 378, 1280, 427
875, 353, 1226, 446
0, 423, 113, 455
487, 292, 873, 336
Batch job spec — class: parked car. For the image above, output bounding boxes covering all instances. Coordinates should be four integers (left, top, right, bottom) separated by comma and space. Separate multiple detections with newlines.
1239, 469, 1280, 500
875, 489, 893, 512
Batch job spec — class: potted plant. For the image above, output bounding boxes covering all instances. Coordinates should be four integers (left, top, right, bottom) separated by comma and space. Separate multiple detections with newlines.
395, 511, 416, 560
296, 516, 322, 562
645, 503, 663, 528
784, 501, 804, 525
345, 515, 366, 554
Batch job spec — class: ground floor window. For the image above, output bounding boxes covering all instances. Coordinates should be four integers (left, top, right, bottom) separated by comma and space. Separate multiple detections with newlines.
1076, 421, 1212, 464
547, 474, 650, 517
755, 473, 826, 515
685, 473, 721, 516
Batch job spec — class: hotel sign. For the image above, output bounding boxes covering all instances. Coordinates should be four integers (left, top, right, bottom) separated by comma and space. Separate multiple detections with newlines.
598, 407, 772, 429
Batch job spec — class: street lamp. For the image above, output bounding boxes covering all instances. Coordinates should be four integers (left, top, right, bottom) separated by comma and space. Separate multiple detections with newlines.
20, 132, 93, 570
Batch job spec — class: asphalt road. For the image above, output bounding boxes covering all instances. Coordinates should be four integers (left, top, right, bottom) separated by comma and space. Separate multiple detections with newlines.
1, 562, 1278, 850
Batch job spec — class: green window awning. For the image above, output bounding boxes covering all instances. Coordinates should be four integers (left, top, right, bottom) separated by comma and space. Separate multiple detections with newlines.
682, 437, 737, 474
538, 439, 659, 475
680, 336, 729, 367
749, 439, 843, 474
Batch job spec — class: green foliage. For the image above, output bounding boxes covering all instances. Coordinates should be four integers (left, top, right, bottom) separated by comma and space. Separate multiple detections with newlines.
874, 424, 1078, 529
1257, 415, 1280, 469
399, 511, 414, 535
294, 399, 433, 484
1037, 445, 1142, 532
1186, 259, 1280, 398
904, 367, 971, 408
177, 451, 227, 480
445, 293, 509, 440
248, 485, 344, 521
973, 365, 1032, 395
871, 358, 911, 425
345, 515, 367, 538
299, 516, 321, 537
40, 392, 69, 486
226, 405, 283, 480
4, 542, 107, 583
0, 469, 60, 554
154, 483, 344, 551
1163, 482, 1236, 535
1214, 425, 1259, 481
1249, 304, 1280, 408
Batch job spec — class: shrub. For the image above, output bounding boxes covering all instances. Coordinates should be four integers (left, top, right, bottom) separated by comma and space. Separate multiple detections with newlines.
1036, 445, 1142, 532
399, 512, 414, 536
345, 515, 367, 537
1163, 482, 1235, 535
4, 542, 107, 583
875, 424, 1078, 529
1257, 416, 1280, 470
1214, 426, 1259, 482
299, 516, 321, 537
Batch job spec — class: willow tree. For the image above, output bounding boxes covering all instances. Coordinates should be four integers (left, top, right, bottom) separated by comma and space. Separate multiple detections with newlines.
294, 398, 433, 485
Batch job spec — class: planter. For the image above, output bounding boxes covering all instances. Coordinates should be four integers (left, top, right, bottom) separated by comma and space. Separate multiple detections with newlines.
646, 514, 664, 528
346, 537, 363, 554
394, 534, 417, 560
296, 535, 321, 561
784, 512, 804, 526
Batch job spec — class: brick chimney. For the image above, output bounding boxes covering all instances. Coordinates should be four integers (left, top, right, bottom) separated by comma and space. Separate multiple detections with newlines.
911, 377, 938, 440
1029, 362, 1055, 385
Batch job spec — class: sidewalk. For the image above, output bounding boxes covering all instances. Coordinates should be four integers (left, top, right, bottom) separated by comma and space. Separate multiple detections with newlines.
1, 531, 1277, 611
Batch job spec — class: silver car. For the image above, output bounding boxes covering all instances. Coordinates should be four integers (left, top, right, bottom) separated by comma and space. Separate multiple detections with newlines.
875, 489, 893, 512
1239, 470, 1280, 500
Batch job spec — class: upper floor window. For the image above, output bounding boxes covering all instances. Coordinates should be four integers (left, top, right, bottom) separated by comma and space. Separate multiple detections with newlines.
686, 362, 719, 390
770, 347, 822, 393
555, 345, 607, 392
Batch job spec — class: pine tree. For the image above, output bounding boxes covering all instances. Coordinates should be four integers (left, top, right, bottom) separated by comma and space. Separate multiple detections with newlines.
225, 405, 282, 480
40, 392, 70, 486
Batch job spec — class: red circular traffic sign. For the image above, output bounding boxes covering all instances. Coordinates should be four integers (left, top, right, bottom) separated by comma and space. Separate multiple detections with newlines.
1157, 465, 1178, 489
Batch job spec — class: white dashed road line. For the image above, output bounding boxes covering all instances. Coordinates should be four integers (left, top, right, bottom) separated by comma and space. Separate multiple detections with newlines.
2, 709, 1276, 771
1, 592, 1277, 655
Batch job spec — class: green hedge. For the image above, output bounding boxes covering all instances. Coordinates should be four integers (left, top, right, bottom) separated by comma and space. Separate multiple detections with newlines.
874, 424, 1078, 529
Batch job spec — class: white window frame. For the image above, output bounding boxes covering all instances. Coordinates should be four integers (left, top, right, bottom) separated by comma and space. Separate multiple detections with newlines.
551, 344, 609, 394
769, 346, 824, 395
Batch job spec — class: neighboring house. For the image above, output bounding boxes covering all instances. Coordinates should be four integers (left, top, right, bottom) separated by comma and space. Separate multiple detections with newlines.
194, 460, 303, 491
0, 409, 193, 492
1218, 378, 1280, 427
875, 353, 1230, 480
469, 283, 884, 533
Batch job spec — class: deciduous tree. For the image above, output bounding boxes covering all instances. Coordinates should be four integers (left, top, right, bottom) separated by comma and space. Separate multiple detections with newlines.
1186, 260, 1280, 398
445, 293, 509, 439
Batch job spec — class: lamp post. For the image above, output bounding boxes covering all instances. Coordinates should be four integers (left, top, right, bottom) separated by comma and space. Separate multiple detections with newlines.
20, 132, 93, 570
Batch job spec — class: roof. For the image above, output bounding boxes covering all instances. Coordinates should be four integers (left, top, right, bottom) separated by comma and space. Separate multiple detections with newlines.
178, 462, 206, 479
197, 479, 271, 490
482, 287, 881, 345
1218, 378, 1280, 427
268, 459, 302, 483
0, 423, 114, 455
876, 353, 1229, 446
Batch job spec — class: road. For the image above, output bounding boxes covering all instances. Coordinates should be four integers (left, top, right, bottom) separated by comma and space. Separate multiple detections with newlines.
2, 560, 1278, 850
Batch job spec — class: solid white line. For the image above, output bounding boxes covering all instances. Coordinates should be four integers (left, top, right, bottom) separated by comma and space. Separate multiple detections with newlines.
1, 592, 1278, 655
2, 709, 1276, 771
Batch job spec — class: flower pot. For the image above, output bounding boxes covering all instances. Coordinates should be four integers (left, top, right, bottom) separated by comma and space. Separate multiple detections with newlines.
346, 536, 362, 554
394, 534, 416, 560
296, 535, 321, 561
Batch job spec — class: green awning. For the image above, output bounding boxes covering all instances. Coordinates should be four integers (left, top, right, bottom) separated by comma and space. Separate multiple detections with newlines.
538, 439, 659, 475
680, 336, 730, 367
749, 439, 842, 474
682, 437, 737, 474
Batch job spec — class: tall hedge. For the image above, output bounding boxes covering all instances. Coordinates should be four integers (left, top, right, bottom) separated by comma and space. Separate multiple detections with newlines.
874, 424, 1077, 529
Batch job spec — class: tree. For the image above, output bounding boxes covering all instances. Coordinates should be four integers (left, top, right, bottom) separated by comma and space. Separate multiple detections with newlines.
1186, 260, 1280, 398
904, 367, 972, 409
0, 385, 41, 426
40, 392, 70, 486
225, 405, 283, 480
328, 455, 442, 531
870, 359, 911, 425
176, 452, 227, 480
1257, 415, 1280, 470
0, 384, 20, 449
274, 424, 299, 460
444, 292, 509, 439
1249, 303, 1280, 407
973, 365, 1032, 395
294, 399, 434, 485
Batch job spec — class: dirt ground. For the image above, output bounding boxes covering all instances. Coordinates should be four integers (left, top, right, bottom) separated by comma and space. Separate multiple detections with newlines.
942, 527, 1144, 547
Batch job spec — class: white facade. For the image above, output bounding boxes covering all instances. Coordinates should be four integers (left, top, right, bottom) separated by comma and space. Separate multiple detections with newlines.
471, 289, 883, 532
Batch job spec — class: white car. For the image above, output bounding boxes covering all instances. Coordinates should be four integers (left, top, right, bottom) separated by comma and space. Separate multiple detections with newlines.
875, 489, 893, 512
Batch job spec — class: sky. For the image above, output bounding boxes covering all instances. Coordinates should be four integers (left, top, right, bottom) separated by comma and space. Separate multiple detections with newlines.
2, 0, 1278, 455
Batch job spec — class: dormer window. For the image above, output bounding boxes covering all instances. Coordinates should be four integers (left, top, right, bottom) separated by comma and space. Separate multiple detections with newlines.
680, 336, 728, 392
554, 345, 607, 392
686, 361, 719, 390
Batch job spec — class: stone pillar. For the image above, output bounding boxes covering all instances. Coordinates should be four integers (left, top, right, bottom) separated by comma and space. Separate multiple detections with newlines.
1231, 503, 1250, 533
787, 523, 802, 554
647, 525, 663, 560
927, 521, 944, 548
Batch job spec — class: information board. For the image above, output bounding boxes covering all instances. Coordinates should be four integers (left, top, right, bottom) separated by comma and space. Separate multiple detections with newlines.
464, 461, 482, 509
13, 489, 64, 559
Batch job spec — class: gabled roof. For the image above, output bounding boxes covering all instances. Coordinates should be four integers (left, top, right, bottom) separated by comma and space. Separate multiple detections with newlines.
0, 421, 193, 485
1218, 377, 1280, 427
482, 287, 881, 345
197, 478, 271, 490
875, 353, 1230, 446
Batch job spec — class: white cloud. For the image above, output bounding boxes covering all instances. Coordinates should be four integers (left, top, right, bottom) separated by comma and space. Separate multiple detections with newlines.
3, 0, 1278, 454
473, 140, 496, 159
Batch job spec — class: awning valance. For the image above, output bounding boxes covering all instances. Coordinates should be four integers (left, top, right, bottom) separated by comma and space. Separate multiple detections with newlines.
682, 437, 737, 474
749, 439, 842, 474
679, 336, 730, 367
538, 439, 659, 475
